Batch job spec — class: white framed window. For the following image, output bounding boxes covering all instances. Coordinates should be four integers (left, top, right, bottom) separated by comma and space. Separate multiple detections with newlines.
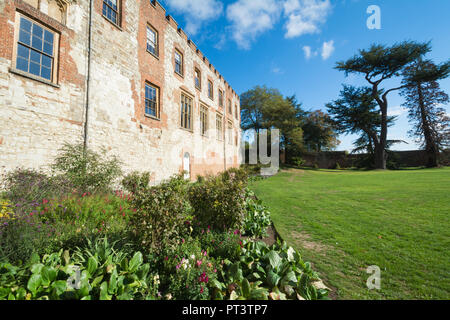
13, 13, 59, 83
146, 25, 158, 57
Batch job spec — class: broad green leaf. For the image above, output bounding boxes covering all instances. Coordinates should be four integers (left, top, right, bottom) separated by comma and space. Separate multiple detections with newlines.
108, 269, 118, 295
52, 280, 67, 296
241, 278, 251, 298
229, 290, 239, 300
30, 263, 44, 274
265, 251, 282, 270
286, 247, 296, 262
16, 288, 27, 300
129, 252, 143, 273
27, 274, 42, 295
100, 282, 111, 300
87, 257, 98, 276
267, 270, 281, 288
91, 275, 104, 288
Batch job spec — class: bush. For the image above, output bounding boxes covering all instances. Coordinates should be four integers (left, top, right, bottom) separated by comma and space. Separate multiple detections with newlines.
122, 171, 151, 194
160, 237, 220, 300
0, 193, 132, 264
128, 174, 192, 253
2, 169, 72, 205
189, 168, 248, 233
51, 143, 122, 194
334, 162, 341, 170
242, 190, 271, 238
0, 238, 160, 300
292, 157, 305, 168
199, 230, 242, 262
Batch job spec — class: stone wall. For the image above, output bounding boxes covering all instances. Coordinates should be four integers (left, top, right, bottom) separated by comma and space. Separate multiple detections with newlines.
0, 0, 241, 184
286, 150, 450, 169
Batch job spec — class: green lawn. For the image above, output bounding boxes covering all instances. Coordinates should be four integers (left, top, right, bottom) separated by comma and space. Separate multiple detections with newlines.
250, 167, 450, 300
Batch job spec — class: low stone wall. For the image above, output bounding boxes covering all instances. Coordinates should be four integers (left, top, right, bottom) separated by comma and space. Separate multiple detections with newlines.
286, 150, 450, 169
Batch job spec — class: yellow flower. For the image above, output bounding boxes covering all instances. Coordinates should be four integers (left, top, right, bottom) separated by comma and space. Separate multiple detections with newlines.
0, 199, 14, 220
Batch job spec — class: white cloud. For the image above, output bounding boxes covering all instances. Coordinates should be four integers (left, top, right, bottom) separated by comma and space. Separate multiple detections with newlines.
321, 40, 335, 60
302, 46, 313, 59
283, 0, 331, 38
388, 106, 408, 117
226, 0, 281, 50
163, 0, 223, 35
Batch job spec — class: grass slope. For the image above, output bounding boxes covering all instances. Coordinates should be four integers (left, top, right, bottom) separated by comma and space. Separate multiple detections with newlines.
250, 167, 450, 299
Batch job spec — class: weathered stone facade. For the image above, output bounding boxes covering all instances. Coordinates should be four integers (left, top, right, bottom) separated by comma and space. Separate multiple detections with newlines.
0, 0, 241, 183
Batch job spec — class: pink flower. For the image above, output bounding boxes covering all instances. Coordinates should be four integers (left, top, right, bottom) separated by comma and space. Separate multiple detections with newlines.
200, 286, 204, 294
43, 199, 49, 204
196, 260, 202, 267
214, 269, 217, 273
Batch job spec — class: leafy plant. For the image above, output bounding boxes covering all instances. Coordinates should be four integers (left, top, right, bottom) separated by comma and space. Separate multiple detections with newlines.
189, 168, 248, 232
51, 143, 122, 194
242, 189, 271, 238
292, 157, 305, 168
0, 238, 159, 300
122, 171, 151, 194
128, 174, 192, 253
213, 240, 329, 300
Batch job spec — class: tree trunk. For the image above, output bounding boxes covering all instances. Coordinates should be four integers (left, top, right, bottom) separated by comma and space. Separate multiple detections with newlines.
375, 102, 388, 169
417, 84, 439, 167
374, 142, 386, 169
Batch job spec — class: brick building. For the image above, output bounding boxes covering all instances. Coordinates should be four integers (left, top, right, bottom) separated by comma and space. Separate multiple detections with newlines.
0, 0, 241, 183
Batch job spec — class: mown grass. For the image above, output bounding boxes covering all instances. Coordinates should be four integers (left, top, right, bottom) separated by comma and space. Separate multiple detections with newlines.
250, 167, 450, 300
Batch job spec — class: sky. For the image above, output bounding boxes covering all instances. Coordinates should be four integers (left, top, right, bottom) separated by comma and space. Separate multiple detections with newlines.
158, 0, 450, 152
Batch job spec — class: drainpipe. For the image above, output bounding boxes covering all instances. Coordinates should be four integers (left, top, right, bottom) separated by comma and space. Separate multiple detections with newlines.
83, 0, 94, 150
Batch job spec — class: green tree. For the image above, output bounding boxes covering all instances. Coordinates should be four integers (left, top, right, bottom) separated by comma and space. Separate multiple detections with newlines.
326, 85, 400, 165
336, 41, 431, 169
302, 110, 339, 152
240, 86, 305, 159
400, 59, 450, 167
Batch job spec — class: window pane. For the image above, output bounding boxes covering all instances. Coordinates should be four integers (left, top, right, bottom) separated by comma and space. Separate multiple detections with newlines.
16, 57, 29, 72
17, 44, 30, 59
29, 62, 40, 76
44, 30, 54, 43
32, 35, 43, 51
32, 24, 43, 39
43, 41, 53, 56
19, 29, 31, 45
42, 55, 52, 68
20, 17, 32, 32
30, 50, 41, 64
41, 66, 51, 80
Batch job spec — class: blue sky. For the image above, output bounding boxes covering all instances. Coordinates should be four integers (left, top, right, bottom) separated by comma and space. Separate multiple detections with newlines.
159, 0, 450, 152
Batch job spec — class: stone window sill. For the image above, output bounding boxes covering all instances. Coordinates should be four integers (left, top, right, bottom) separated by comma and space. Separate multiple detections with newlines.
103, 15, 123, 31
9, 68, 60, 88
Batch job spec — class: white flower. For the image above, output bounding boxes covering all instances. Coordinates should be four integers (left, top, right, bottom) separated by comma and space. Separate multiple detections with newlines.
190, 254, 196, 260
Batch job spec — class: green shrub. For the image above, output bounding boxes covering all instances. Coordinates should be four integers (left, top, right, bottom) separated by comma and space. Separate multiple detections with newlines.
122, 171, 151, 194
292, 157, 305, 168
128, 174, 192, 253
242, 190, 271, 238
51, 143, 122, 194
160, 237, 220, 300
2, 169, 72, 205
0, 193, 132, 264
189, 168, 248, 233
199, 230, 242, 262
0, 238, 159, 300
212, 240, 329, 300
